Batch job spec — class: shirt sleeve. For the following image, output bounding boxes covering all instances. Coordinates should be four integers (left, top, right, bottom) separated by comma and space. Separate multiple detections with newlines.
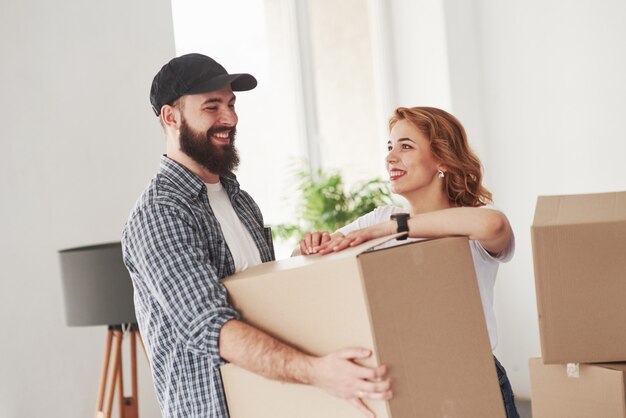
123, 202, 240, 367
336, 205, 397, 236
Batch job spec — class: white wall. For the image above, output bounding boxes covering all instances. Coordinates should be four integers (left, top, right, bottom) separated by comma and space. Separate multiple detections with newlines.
0, 1, 174, 417
443, 0, 626, 398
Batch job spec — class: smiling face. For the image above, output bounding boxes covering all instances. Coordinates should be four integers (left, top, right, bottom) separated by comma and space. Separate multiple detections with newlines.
386, 119, 444, 201
177, 86, 240, 175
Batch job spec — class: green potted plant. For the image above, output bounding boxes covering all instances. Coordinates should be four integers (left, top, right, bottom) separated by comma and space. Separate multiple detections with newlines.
272, 165, 394, 241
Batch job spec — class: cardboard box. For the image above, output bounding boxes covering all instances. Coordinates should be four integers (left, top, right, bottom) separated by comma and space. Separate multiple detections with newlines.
531, 191, 626, 364
529, 357, 626, 417
221, 236, 505, 418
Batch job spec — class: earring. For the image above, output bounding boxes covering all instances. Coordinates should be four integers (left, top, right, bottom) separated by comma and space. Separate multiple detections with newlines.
437, 170, 445, 179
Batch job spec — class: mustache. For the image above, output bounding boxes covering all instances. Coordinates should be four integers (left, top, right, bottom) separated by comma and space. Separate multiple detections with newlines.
207, 126, 237, 140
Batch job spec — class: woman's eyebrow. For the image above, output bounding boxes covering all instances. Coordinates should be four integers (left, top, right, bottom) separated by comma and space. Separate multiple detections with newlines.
389, 137, 417, 145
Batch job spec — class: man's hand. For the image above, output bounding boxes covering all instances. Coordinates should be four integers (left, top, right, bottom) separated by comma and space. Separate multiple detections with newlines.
310, 348, 392, 417
222, 321, 392, 417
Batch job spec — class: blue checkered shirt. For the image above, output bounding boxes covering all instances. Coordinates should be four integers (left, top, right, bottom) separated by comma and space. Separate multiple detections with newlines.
122, 156, 275, 418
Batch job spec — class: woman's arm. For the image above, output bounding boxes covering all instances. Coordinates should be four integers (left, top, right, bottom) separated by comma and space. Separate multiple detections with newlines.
317, 207, 512, 256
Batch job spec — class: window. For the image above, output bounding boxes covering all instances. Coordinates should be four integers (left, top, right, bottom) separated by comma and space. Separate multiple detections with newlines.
172, 0, 385, 256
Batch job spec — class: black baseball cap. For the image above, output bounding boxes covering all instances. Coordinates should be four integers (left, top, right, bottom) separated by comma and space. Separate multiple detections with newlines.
150, 53, 257, 116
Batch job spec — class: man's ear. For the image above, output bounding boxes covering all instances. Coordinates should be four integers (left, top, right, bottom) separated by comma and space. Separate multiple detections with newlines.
161, 104, 181, 129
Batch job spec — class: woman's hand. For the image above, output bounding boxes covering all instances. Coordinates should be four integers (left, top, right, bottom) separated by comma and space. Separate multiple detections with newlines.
317, 222, 395, 255
297, 231, 335, 255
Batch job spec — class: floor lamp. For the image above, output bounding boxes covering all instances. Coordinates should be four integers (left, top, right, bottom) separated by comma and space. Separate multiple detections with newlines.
59, 242, 144, 418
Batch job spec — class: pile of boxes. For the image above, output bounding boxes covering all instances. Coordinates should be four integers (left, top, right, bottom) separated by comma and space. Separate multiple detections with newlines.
221, 235, 506, 417
530, 191, 626, 417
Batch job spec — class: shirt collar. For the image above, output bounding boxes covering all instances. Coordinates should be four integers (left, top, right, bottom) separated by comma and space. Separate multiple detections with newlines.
159, 155, 241, 198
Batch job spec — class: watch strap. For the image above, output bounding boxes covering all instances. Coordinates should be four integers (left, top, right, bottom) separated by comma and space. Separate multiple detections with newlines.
390, 213, 410, 240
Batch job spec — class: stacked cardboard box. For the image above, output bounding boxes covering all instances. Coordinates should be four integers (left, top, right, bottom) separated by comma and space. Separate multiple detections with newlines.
530, 191, 626, 417
529, 359, 626, 417
221, 236, 506, 417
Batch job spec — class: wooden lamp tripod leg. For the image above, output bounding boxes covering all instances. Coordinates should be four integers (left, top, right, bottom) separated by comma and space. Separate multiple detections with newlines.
95, 329, 114, 418
117, 334, 125, 417
117, 328, 139, 418
104, 328, 123, 418
94, 325, 141, 418
129, 328, 139, 418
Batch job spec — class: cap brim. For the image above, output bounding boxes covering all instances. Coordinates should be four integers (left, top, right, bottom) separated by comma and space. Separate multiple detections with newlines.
230, 73, 258, 91
187, 73, 257, 95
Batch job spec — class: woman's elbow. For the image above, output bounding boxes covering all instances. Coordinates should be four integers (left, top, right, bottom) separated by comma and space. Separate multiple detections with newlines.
484, 211, 510, 241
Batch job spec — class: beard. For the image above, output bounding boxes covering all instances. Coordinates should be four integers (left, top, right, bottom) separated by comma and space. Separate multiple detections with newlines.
178, 117, 240, 176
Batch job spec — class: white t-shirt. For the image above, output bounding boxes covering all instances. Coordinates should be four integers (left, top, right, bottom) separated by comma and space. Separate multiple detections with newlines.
205, 182, 262, 272
336, 205, 514, 351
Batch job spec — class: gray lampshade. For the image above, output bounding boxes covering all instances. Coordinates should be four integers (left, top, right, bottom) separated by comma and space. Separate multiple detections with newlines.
59, 242, 137, 326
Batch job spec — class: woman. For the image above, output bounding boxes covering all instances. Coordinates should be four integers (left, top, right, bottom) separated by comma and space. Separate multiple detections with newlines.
299, 106, 519, 418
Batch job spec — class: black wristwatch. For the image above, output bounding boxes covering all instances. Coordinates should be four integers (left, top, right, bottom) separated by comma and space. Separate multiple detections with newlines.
390, 213, 410, 240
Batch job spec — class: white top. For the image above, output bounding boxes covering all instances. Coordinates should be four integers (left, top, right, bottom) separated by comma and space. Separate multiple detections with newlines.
205, 182, 262, 272
337, 205, 515, 350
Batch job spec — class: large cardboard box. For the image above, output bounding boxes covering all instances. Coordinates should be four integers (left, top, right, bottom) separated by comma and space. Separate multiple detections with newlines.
531, 191, 626, 364
220, 236, 505, 418
529, 357, 626, 417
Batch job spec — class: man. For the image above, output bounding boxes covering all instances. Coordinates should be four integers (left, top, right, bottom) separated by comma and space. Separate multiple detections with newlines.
122, 53, 392, 418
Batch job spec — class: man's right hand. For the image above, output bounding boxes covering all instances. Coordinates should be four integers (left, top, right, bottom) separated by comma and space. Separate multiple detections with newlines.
221, 315, 392, 417
309, 347, 392, 418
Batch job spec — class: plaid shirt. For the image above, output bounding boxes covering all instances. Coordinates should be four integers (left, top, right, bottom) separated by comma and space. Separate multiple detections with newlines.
122, 156, 274, 418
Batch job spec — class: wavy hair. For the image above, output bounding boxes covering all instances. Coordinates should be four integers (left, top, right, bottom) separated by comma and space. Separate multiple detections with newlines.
389, 107, 492, 207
